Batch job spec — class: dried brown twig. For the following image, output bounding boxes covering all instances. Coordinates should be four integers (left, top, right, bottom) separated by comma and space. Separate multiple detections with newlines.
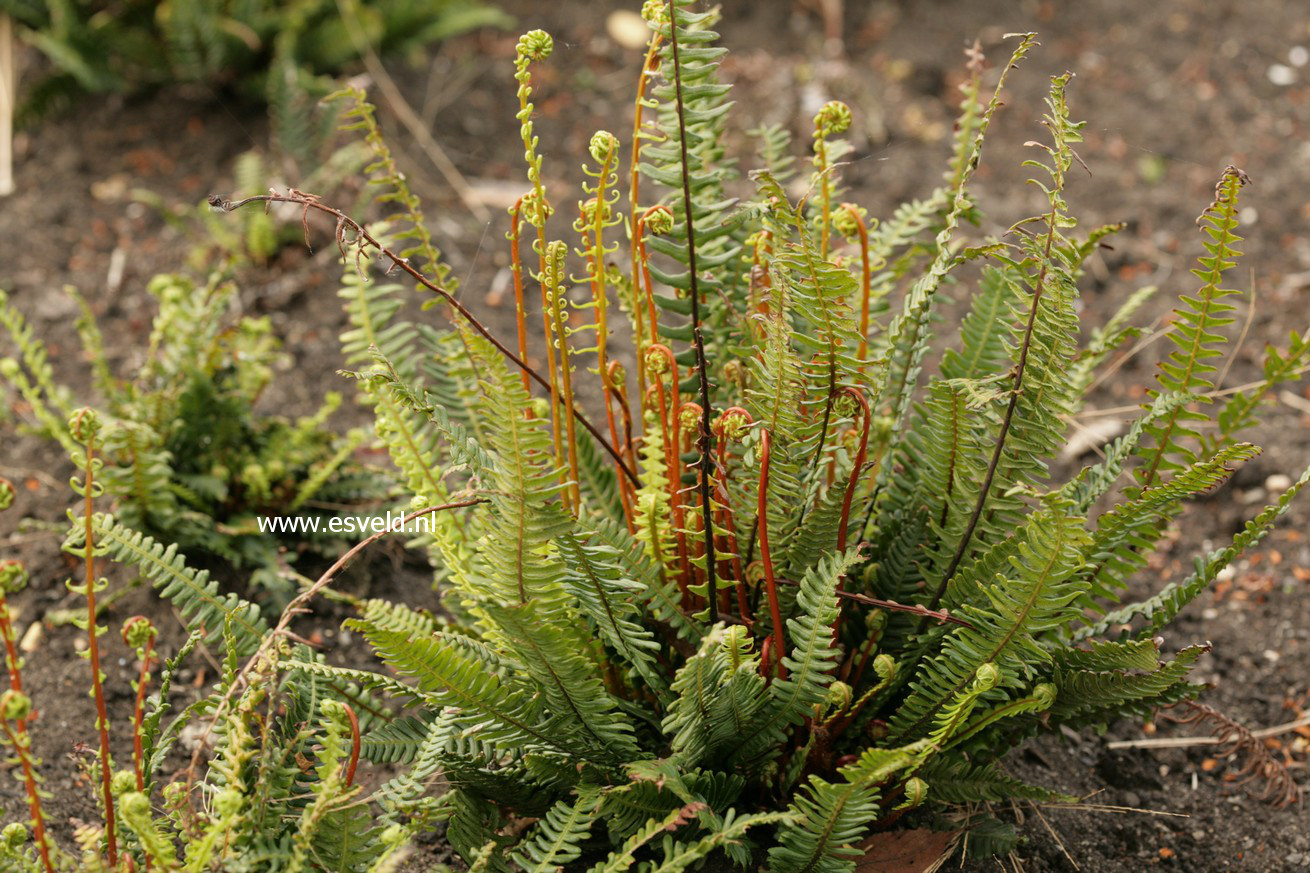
772, 576, 974, 629
208, 189, 639, 488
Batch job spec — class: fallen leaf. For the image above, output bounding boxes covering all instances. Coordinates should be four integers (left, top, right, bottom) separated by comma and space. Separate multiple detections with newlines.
856, 829, 957, 872
1061, 416, 1124, 460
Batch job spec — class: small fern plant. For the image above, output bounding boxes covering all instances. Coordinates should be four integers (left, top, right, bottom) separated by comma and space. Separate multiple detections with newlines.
0, 275, 387, 599
0, 0, 509, 166
0, 440, 414, 872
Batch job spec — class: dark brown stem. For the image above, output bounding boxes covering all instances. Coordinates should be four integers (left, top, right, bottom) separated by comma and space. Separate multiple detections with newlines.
342, 703, 361, 789
664, 0, 717, 624
209, 193, 638, 489
920, 202, 1060, 626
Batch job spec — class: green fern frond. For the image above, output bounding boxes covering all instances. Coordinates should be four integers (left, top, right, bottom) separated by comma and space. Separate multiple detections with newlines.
891, 499, 1090, 744
556, 532, 670, 701
1136, 167, 1248, 489
732, 549, 857, 767
331, 86, 457, 293
664, 625, 767, 768
72, 514, 267, 656
0, 289, 76, 445
872, 33, 1037, 442
348, 622, 601, 764
1081, 463, 1310, 639
1080, 442, 1260, 603
768, 744, 924, 873
917, 757, 1070, 804
511, 791, 602, 873
1049, 643, 1207, 724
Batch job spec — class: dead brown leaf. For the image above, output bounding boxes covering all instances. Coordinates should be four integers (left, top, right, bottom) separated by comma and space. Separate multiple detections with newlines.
855, 829, 957, 872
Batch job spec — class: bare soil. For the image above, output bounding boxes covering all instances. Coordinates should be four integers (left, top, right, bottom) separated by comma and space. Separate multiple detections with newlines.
1, 0, 1308, 870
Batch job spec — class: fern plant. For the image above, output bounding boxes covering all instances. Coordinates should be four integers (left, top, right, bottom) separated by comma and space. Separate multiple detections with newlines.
0, 437, 416, 872
204, 5, 1310, 868
0, 276, 388, 600
1, 0, 510, 161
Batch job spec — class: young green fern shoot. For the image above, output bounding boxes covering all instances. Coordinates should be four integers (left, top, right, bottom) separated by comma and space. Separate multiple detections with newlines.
121, 617, 157, 794
65, 408, 117, 866
0, 482, 53, 873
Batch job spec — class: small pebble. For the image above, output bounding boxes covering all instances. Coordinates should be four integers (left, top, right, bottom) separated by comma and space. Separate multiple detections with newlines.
1265, 473, 1293, 493
1268, 63, 1297, 86
1263, 649, 1281, 662
606, 10, 650, 50
19, 622, 42, 653
1291, 46, 1309, 67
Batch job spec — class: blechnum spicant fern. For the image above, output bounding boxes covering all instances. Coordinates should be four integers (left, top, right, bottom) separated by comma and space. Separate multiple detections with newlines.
0, 275, 388, 600
1, 0, 510, 159
175, 6, 1308, 871
0, 415, 415, 873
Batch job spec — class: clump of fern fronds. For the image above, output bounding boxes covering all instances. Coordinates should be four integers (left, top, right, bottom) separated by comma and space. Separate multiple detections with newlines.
0, 278, 388, 601
9, 2, 1308, 870
196, 9, 1310, 866
1, 0, 510, 147
0, 455, 416, 869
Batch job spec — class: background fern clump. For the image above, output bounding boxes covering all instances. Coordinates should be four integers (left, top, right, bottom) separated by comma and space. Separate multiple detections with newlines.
0, 0, 509, 165
0, 275, 386, 598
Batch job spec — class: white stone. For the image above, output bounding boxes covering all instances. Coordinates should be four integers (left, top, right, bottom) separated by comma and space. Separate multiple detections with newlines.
1268, 63, 1297, 86
606, 10, 651, 50
1266, 473, 1293, 493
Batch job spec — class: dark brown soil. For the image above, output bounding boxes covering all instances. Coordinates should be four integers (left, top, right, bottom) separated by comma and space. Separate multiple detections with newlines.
1, 0, 1308, 870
